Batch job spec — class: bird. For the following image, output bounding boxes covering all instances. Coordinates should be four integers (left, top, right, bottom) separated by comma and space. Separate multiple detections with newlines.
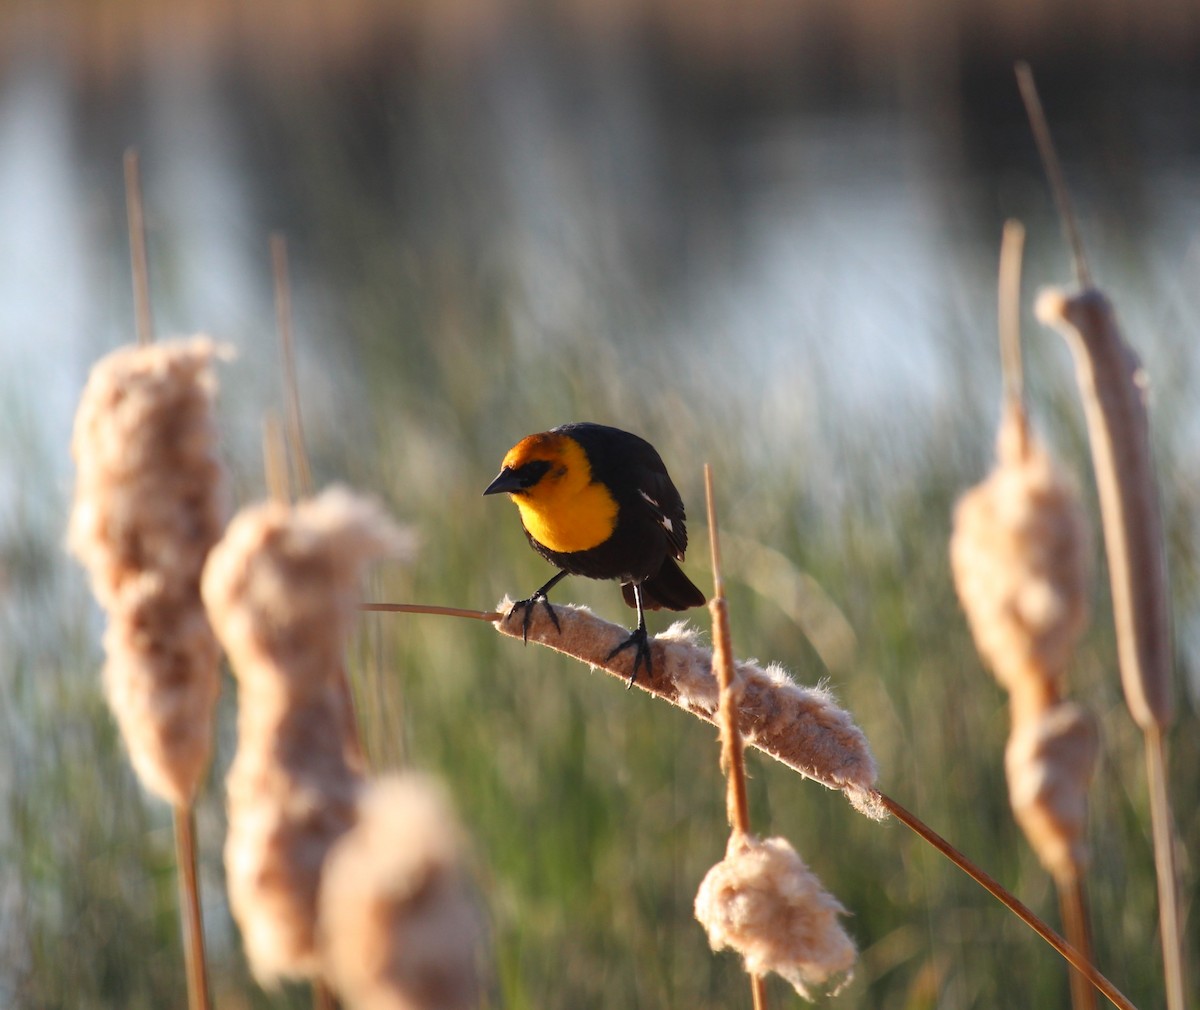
484, 422, 706, 684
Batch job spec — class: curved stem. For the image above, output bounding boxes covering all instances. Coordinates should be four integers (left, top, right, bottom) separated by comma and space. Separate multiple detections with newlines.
876, 791, 1136, 1010
362, 602, 502, 621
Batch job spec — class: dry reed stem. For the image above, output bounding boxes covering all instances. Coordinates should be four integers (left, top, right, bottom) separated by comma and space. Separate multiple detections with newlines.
704, 465, 752, 840
999, 219, 1027, 423
695, 834, 856, 1001
1036, 286, 1184, 1010
123, 148, 155, 347
68, 336, 231, 807
703, 466, 768, 1010
318, 774, 484, 1010
364, 602, 502, 621
271, 233, 314, 498
1015, 64, 1092, 288
493, 599, 882, 818
201, 487, 413, 984
173, 806, 212, 1010
875, 792, 1137, 1010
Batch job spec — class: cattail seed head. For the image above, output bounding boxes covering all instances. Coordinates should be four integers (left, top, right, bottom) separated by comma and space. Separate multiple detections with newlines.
694, 834, 856, 1000
202, 486, 413, 984
1005, 701, 1098, 880
1037, 287, 1173, 731
319, 774, 485, 1010
494, 602, 883, 818
67, 337, 231, 806
951, 405, 1089, 699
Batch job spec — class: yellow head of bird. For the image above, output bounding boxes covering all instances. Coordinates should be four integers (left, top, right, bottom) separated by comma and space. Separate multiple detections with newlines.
483, 431, 618, 554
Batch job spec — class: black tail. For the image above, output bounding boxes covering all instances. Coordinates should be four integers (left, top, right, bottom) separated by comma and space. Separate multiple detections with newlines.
622, 556, 706, 612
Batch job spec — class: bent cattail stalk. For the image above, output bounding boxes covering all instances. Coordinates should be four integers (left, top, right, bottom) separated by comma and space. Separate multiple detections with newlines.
1037, 286, 1184, 1010
493, 600, 882, 819
67, 336, 231, 807
318, 774, 485, 1010
201, 486, 413, 984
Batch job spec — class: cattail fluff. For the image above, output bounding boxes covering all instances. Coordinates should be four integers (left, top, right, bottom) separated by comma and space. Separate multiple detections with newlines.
694, 834, 856, 1000
494, 600, 883, 819
951, 405, 1096, 876
67, 337, 230, 807
319, 774, 485, 1010
201, 487, 413, 984
950, 406, 1089, 708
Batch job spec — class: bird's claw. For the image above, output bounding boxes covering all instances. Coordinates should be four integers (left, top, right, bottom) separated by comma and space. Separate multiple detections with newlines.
508, 594, 561, 643
606, 627, 652, 687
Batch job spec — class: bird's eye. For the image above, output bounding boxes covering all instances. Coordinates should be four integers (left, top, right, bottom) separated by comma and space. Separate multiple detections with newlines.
551, 465, 568, 479
517, 459, 553, 488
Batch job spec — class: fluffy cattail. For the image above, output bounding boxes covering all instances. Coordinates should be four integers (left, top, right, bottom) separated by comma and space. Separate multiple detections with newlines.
694, 834, 856, 1000
951, 404, 1097, 881
494, 598, 883, 819
1005, 702, 1098, 880
319, 774, 485, 1010
67, 337, 230, 806
201, 486, 413, 984
950, 405, 1089, 709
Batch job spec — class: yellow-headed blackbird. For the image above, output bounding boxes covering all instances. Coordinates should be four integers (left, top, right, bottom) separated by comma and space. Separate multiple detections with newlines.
484, 422, 706, 682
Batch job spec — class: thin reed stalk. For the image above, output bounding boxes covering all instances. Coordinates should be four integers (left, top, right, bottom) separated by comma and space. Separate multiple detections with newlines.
271, 233, 314, 497
705, 465, 752, 840
703, 466, 768, 1010
363, 602, 502, 621
1015, 63, 1091, 288
123, 148, 155, 347
875, 792, 1135, 1010
1020, 66, 1183, 1009
173, 807, 211, 1010
1059, 874, 1097, 1010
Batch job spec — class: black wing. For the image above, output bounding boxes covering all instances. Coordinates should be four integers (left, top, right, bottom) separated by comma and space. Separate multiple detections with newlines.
558, 422, 689, 560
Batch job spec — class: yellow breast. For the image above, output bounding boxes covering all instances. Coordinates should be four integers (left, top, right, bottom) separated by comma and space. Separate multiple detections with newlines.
515, 479, 619, 553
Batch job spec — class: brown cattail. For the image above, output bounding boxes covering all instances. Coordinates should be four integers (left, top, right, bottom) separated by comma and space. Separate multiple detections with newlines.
950, 404, 1089, 712
1037, 286, 1185, 1010
1035, 287, 1172, 731
493, 598, 883, 818
201, 486, 413, 984
951, 403, 1097, 879
318, 774, 485, 1010
694, 833, 856, 1000
67, 336, 230, 806
1006, 701, 1098, 880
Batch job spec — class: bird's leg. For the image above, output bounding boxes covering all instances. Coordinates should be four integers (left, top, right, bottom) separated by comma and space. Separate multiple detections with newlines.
509, 570, 568, 642
606, 583, 652, 686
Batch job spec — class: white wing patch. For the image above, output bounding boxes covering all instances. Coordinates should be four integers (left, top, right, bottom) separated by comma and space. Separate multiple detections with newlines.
639, 489, 673, 532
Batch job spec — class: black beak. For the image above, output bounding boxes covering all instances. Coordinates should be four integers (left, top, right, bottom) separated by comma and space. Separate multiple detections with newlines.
483, 468, 524, 496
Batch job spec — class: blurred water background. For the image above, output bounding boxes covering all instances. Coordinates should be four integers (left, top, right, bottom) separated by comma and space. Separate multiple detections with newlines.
1, 2, 1198, 1007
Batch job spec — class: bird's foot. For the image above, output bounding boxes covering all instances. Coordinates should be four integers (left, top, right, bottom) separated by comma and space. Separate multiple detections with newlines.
606, 627, 652, 687
508, 593, 562, 643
